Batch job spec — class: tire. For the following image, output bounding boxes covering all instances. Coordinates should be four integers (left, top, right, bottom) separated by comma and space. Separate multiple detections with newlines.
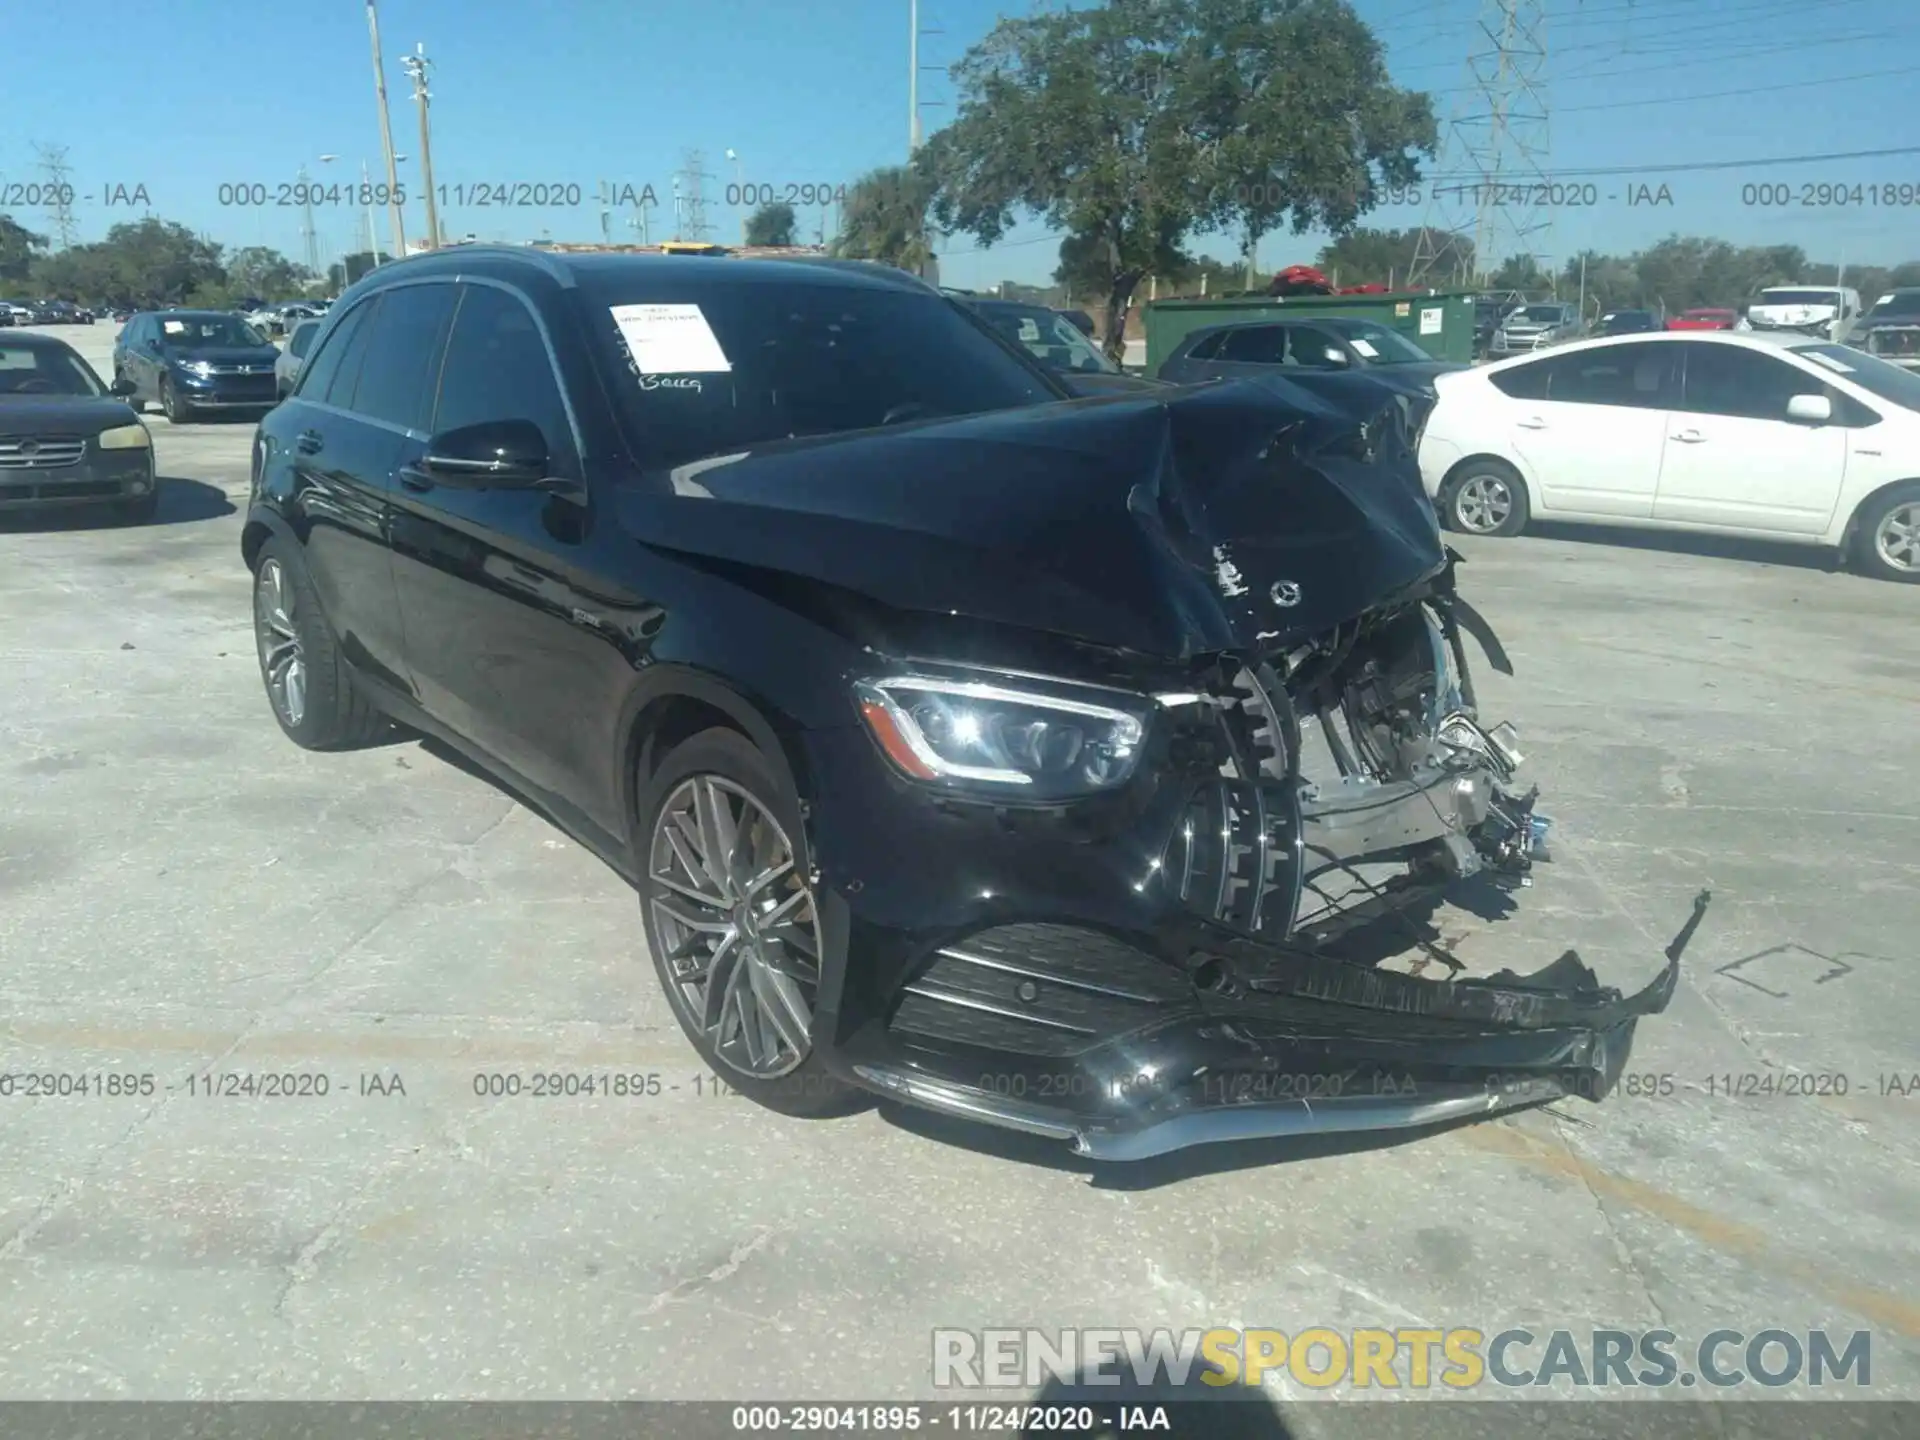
1441, 460, 1531, 537
114, 483, 159, 525
634, 726, 860, 1118
160, 375, 192, 424
251, 538, 389, 750
1852, 484, 1920, 584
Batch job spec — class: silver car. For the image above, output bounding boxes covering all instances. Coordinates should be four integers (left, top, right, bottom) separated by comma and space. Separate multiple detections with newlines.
1489, 302, 1583, 357
275, 319, 319, 399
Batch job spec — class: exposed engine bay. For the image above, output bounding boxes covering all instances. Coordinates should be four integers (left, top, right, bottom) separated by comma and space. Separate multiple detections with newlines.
1167, 549, 1547, 951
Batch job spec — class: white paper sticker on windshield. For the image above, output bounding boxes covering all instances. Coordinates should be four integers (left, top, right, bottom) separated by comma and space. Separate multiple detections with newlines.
162, 320, 186, 335
1802, 350, 1855, 373
1419, 307, 1443, 335
1350, 338, 1380, 358
609, 303, 731, 374
1018, 318, 1041, 342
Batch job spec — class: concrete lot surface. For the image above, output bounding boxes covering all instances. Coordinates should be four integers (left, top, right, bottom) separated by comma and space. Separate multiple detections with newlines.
1, 325, 1916, 1421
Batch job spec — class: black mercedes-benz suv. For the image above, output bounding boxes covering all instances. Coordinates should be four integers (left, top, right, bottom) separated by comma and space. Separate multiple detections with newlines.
244, 246, 1696, 1161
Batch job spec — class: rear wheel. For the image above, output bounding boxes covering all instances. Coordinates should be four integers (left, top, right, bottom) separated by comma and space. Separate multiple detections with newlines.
1442, 460, 1530, 537
1854, 485, 1920, 584
635, 727, 860, 1118
251, 539, 388, 749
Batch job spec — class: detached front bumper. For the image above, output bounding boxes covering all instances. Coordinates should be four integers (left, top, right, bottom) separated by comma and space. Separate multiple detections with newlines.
797, 712, 1708, 1160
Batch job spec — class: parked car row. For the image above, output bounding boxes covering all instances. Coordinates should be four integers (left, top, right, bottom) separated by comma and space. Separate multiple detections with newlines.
0, 298, 96, 326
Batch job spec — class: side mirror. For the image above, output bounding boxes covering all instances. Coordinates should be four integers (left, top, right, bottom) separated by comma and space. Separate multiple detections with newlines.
421, 419, 552, 489
1786, 393, 1832, 425
108, 376, 136, 397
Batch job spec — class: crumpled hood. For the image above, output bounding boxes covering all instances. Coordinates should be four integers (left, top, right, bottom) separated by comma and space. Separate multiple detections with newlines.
614, 382, 1447, 660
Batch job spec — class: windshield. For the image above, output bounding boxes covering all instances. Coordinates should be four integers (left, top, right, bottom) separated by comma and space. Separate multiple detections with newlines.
1790, 343, 1920, 411
1866, 291, 1920, 317
982, 306, 1120, 374
1757, 290, 1843, 307
1515, 306, 1567, 323
1328, 320, 1430, 364
584, 277, 1064, 473
0, 341, 108, 398
159, 314, 269, 348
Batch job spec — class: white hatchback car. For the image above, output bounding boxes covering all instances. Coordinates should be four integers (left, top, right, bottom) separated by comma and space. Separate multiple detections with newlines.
1418, 331, 1920, 582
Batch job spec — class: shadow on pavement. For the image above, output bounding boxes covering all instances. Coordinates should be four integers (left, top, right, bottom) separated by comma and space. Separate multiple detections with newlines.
1524, 519, 1845, 573
0, 476, 234, 531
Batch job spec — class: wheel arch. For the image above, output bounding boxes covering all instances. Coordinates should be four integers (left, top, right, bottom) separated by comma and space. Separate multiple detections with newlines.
1838, 475, 1920, 553
617, 665, 817, 851
240, 503, 299, 574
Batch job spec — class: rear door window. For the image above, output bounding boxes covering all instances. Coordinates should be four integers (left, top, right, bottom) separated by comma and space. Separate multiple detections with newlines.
296, 299, 375, 404
342, 282, 458, 430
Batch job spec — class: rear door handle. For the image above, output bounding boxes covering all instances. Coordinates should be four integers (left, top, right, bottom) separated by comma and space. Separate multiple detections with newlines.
397, 465, 434, 493
295, 430, 323, 454
1670, 429, 1706, 443
1516, 417, 1547, 430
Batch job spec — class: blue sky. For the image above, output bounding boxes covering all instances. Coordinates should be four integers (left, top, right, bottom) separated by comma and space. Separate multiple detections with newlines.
4, 0, 1918, 289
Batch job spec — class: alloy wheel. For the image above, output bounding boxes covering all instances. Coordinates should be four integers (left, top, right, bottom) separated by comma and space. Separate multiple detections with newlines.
647, 775, 821, 1079
1453, 474, 1514, 533
1874, 501, 1920, 574
253, 558, 307, 728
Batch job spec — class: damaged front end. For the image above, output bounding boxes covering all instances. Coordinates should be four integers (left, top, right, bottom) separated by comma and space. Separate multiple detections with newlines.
629, 381, 1705, 1159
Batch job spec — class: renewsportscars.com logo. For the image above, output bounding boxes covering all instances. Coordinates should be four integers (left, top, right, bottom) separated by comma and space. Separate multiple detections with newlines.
932, 1327, 1873, 1391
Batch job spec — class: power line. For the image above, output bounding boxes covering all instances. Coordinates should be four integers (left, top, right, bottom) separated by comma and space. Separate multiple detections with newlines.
1427, 142, 1920, 181
1554, 63, 1920, 114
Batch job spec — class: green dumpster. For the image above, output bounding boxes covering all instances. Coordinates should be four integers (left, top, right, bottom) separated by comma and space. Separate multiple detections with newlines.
1142, 291, 1477, 375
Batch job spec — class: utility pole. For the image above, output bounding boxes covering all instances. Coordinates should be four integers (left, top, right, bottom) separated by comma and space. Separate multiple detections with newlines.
32, 143, 80, 250
298, 164, 320, 274
402, 44, 441, 250
1406, 0, 1553, 290
675, 151, 715, 242
909, 0, 922, 155
366, 0, 406, 256
362, 160, 379, 263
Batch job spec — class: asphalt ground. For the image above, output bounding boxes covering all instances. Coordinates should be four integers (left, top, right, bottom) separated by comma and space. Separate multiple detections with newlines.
1, 323, 1916, 1426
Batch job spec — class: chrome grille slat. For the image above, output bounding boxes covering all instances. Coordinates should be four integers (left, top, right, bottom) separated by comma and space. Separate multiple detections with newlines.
0, 435, 86, 470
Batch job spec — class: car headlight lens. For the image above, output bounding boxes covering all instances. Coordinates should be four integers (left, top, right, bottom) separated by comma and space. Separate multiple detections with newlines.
185, 360, 214, 377
96, 423, 151, 450
854, 674, 1148, 798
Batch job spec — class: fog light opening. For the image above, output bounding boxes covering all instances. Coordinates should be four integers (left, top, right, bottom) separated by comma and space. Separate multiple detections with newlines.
1190, 955, 1237, 995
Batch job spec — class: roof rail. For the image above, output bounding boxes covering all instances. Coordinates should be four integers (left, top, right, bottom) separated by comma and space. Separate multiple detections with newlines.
376, 243, 579, 288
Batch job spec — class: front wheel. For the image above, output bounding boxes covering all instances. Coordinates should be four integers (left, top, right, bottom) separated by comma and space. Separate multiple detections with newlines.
114, 484, 159, 525
160, 376, 192, 424
1854, 485, 1920, 584
635, 727, 861, 1118
1442, 461, 1531, 537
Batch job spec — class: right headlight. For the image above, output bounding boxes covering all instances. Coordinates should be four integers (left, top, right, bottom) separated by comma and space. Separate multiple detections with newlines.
854, 674, 1149, 799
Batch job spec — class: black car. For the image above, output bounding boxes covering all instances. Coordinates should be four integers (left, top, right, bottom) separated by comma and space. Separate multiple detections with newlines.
1844, 287, 1920, 372
1157, 316, 1468, 446
244, 246, 1689, 1160
113, 310, 280, 422
964, 297, 1161, 396
1597, 309, 1657, 336
0, 330, 159, 522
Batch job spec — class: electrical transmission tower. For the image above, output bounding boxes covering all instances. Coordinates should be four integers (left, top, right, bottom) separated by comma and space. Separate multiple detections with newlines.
1407, 0, 1553, 290
674, 150, 715, 242
34, 144, 81, 249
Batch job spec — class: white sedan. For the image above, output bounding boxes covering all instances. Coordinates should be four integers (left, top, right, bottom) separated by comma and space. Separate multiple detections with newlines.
1417, 330, 1920, 583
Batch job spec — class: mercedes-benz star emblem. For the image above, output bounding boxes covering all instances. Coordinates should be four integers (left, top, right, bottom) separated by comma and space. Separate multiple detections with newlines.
1271, 580, 1302, 607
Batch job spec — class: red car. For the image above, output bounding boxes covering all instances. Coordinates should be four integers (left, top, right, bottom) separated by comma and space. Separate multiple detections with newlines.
1666, 307, 1739, 331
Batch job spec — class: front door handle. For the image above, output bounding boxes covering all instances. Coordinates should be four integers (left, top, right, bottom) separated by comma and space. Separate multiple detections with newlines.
295, 430, 323, 455
397, 465, 434, 493
1515, 417, 1548, 430
1670, 429, 1706, 443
